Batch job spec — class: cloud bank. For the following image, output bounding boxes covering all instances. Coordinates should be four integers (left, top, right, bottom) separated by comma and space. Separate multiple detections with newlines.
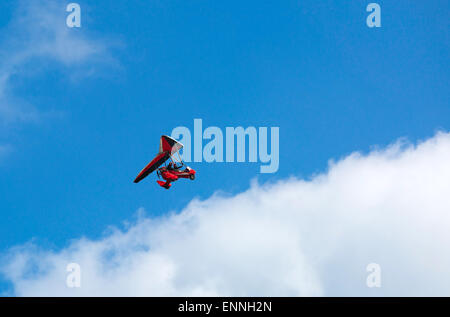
2, 132, 450, 296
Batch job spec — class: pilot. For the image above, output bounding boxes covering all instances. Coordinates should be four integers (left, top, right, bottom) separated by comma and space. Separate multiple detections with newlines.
168, 162, 182, 171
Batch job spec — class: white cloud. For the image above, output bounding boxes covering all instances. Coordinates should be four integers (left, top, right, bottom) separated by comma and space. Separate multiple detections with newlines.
0, 0, 116, 124
2, 132, 450, 296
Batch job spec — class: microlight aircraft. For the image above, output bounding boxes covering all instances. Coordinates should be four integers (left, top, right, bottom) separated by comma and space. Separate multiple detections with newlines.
134, 135, 196, 189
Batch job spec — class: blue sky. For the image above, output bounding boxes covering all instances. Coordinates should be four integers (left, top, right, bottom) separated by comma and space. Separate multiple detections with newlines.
0, 1, 448, 294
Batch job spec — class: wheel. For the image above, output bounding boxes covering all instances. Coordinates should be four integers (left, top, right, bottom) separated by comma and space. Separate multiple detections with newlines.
189, 174, 195, 180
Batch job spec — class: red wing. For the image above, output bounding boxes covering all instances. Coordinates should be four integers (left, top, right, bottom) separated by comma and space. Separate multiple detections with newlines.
134, 151, 170, 183
159, 135, 183, 154
134, 136, 183, 184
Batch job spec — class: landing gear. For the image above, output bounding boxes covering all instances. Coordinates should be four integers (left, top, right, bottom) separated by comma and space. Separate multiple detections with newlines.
189, 174, 195, 180
157, 180, 172, 189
